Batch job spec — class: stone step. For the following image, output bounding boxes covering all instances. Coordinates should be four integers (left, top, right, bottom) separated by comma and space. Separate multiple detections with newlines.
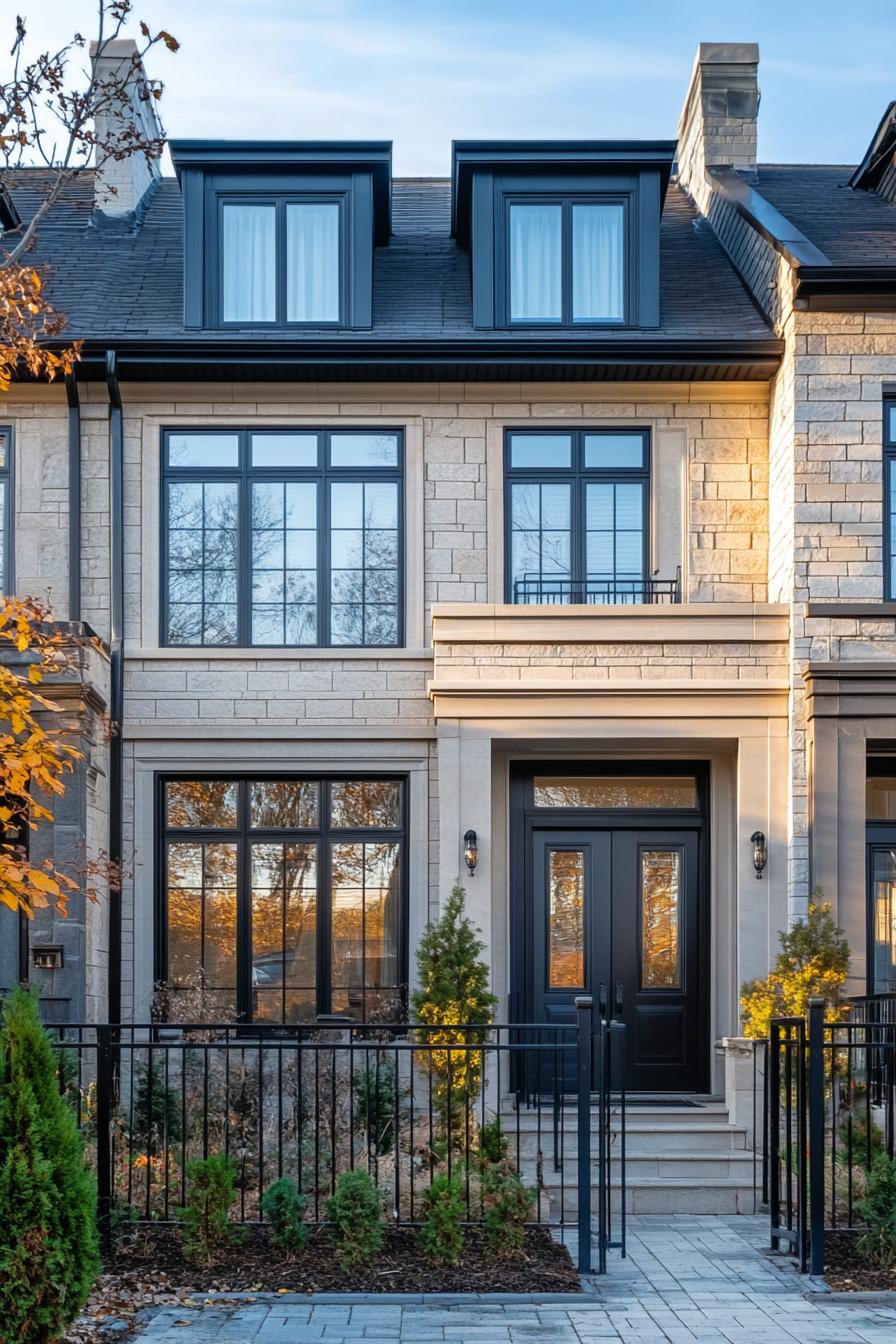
547, 1176, 762, 1217
505, 1103, 732, 1130
514, 1122, 749, 1155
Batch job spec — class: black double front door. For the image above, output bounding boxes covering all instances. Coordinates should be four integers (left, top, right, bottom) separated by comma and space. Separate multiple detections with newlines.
512, 766, 707, 1094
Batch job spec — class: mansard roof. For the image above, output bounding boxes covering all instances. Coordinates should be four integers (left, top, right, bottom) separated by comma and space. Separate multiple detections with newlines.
5, 164, 781, 382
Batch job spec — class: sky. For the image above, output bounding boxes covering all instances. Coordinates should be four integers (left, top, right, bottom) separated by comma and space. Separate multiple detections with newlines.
8, 0, 896, 177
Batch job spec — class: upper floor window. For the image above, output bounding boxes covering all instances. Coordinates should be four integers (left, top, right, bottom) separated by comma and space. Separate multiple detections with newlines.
451, 141, 674, 332
0, 427, 12, 594
162, 428, 403, 648
886, 399, 896, 598
508, 199, 625, 325
220, 197, 342, 325
170, 142, 392, 331
506, 428, 667, 605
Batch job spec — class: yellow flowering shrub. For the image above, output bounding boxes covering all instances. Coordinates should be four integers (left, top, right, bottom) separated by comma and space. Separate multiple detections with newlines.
740, 896, 850, 1039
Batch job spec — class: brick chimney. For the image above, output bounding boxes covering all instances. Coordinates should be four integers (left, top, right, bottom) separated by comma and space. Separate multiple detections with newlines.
677, 43, 759, 209
90, 38, 163, 217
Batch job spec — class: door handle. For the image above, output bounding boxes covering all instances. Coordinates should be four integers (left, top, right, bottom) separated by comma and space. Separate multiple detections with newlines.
614, 981, 624, 1017
598, 982, 609, 1020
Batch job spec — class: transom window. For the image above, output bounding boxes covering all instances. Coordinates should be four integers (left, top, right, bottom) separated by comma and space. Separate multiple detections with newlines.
885, 399, 896, 598
0, 427, 11, 595
505, 428, 650, 605
508, 199, 625, 325
162, 428, 403, 648
220, 197, 342, 325
160, 776, 407, 1023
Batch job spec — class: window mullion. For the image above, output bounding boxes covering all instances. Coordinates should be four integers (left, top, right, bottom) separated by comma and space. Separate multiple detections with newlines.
237, 780, 253, 1023
240, 441, 252, 647
321, 439, 330, 646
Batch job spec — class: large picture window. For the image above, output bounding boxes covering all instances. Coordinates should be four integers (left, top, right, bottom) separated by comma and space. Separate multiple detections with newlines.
505, 428, 653, 605
885, 399, 896, 599
160, 775, 407, 1023
162, 428, 403, 647
0, 426, 12, 595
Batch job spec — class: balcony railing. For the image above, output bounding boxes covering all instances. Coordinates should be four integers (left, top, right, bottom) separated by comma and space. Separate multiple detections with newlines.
512, 569, 682, 606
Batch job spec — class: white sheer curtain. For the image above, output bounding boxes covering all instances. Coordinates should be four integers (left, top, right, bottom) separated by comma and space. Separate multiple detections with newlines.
287, 202, 340, 322
509, 203, 561, 322
572, 204, 624, 322
221, 203, 276, 322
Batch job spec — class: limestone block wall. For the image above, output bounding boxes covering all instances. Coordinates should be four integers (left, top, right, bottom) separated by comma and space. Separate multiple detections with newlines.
2, 394, 70, 616
433, 636, 788, 683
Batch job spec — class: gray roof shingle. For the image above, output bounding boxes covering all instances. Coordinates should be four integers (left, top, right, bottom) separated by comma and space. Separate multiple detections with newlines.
8, 169, 773, 343
754, 164, 896, 264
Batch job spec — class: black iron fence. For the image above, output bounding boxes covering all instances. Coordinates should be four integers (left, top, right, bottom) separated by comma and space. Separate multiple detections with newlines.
50, 998, 626, 1274
765, 994, 896, 1275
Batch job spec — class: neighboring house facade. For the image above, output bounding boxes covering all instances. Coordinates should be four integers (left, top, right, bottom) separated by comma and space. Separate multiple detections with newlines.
1, 41, 895, 1101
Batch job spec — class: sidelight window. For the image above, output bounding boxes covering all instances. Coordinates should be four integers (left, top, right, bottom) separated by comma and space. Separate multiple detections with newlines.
160, 776, 407, 1023
162, 428, 403, 648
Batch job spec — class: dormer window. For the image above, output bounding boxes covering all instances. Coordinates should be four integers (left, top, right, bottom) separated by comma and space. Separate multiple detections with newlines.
220, 197, 342, 325
451, 141, 675, 332
508, 199, 625, 324
171, 141, 391, 331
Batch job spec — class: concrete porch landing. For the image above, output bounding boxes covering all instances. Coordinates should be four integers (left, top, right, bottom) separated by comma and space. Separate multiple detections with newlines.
138, 1217, 896, 1343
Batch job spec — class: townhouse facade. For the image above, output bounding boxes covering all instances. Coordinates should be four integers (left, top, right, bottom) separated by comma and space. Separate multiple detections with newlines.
1, 41, 895, 1106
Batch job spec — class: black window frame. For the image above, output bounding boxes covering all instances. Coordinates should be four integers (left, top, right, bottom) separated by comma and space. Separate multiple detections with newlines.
502, 192, 630, 328
885, 398, 896, 599
0, 425, 13, 596
156, 772, 410, 1025
214, 190, 348, 329
160, 426, 405, 649
503, 426, 650, 604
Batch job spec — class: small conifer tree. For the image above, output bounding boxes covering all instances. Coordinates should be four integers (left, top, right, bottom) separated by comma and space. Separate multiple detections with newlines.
740, 896, 850, 1039
412, 884, 497, 1140
0, 986, 100, 1341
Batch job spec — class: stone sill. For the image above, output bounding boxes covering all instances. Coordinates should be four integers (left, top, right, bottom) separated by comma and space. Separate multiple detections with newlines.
126, 646, 432, 662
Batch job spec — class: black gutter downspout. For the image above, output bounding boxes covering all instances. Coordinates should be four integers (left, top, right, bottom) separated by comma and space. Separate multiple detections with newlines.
106, 351, 123, 1026
64, 371, 81, 622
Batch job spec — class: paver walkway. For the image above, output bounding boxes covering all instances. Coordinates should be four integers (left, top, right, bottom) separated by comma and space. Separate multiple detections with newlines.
138, 1216, 896, 1343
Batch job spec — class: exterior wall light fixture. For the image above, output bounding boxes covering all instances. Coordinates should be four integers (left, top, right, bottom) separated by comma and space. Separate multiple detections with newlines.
464, 829, 478, 876
751, 830, 767, 879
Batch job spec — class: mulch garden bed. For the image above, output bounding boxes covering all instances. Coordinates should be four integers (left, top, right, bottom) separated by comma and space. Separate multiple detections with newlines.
64, 1223, 580, 1338
822, 1229, 896, 1293
111, 1222, 581, 1294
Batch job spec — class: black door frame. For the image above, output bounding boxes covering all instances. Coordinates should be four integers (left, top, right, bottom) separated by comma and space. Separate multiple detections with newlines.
508, 759, 711, 1093
865, 822, 896, 995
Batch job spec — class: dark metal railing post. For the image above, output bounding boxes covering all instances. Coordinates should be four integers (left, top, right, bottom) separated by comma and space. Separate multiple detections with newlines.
769, 1021, 781, 1250
808, 997, 826, 1277
575, 995, 593, 1275
94, 1024, 114, 1260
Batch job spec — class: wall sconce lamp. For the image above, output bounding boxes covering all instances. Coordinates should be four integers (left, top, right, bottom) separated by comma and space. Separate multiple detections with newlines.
751, 831, 767, 880
31, 944, 64, 971
464, 829, 478, 876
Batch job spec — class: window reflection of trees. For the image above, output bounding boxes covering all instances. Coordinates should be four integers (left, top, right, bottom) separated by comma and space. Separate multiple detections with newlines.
641, 850, 681, 990
533, 776, 697, 809
163, 778, 404, 1023
548, 850, 584, 988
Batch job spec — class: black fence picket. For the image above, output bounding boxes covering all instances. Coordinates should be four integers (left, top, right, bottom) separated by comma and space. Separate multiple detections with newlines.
764, 992, 896, 1276
48, 1013, 627, 1274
